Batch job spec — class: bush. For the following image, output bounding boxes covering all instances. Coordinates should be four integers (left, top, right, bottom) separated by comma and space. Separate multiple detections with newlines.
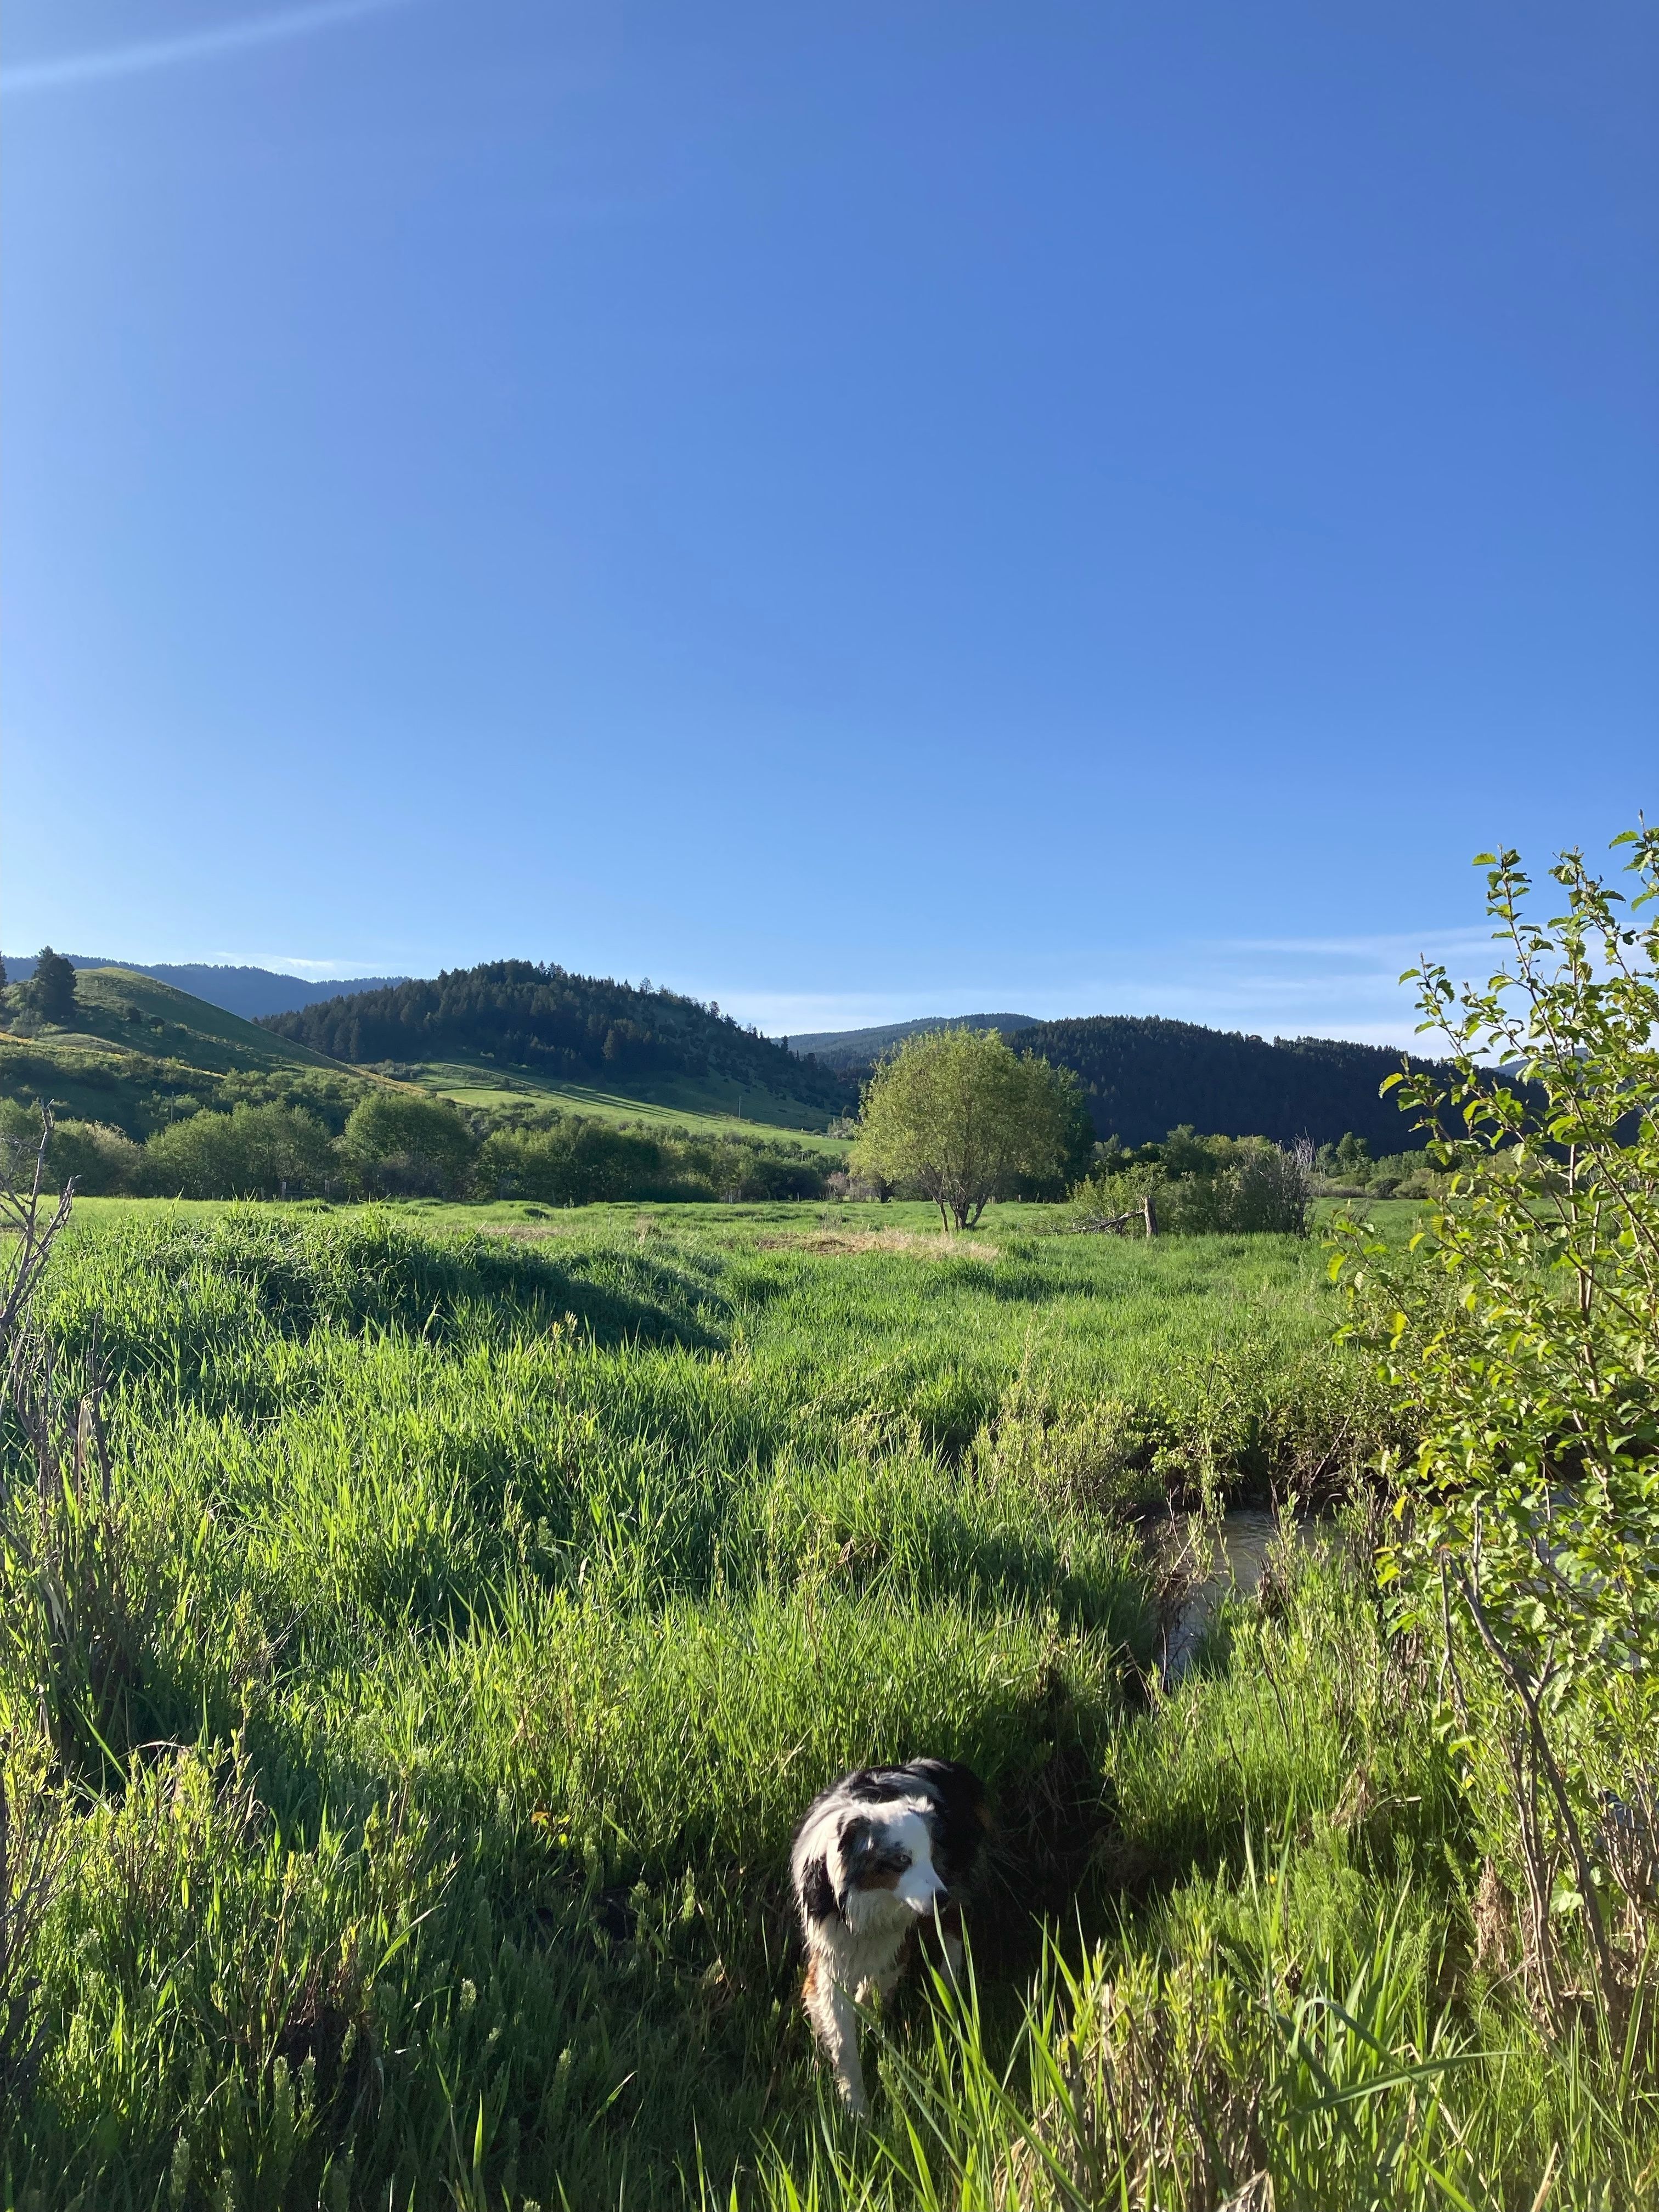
1159, 1139, 1311, 1233
337, 1091, 477, 1197
478, 1120, 831, 1205
1338, 826, 1659, 2032
1071, 1128, 1311, 1235
47, 1121, 143, 1197
139, 1103, 336, 1199
477, 1121, 669, 1204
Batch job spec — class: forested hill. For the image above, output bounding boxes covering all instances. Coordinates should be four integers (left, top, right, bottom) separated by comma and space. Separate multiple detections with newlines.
789, 1013, 1037, 1070
1015, 1015, 1437, 1152
259, 962, 844, 1109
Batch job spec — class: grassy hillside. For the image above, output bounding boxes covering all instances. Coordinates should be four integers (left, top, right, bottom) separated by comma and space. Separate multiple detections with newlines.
0, 972, 837, 1162
0, 967, 379, 1138
261, 961, 843, 1128
3, 1201, 1640, 2206
38, 967, 347, 1070
398, 1055, 847, 1146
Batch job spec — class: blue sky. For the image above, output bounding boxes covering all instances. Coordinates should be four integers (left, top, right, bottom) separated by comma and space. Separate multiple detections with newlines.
3, 1, 1654, 1042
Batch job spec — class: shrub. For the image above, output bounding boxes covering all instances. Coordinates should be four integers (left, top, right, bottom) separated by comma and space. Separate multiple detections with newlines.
1071, 1130, 1311, 1235
46, 1121, 143, 1197
337, 1091, 476, 1197
139, 1104, 335, 1199
476, 1121, 668, 1204
1338, 826, 1659, 2030
1159, 1139, 1311, 1234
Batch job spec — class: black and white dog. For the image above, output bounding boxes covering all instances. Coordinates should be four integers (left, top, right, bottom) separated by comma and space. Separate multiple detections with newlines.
789, 1757, 990, 2115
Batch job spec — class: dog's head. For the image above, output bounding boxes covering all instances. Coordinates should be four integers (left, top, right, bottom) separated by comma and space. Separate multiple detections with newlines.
836, 1802, 946, 1924
793, 1759, 990, 1931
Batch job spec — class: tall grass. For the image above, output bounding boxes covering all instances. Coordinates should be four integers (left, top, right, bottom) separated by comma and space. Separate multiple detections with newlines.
1, 1204, 1650, 2206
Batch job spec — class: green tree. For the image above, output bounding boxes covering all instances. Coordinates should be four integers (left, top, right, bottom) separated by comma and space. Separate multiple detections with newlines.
1337, 826, 1659, 2029
338, 1091, 477, 1197
849, 1026, 1079, 1231
25, 947, 78, 1024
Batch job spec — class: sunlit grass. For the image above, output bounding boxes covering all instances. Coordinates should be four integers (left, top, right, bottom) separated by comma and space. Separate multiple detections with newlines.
2, 1204, 1646, 2208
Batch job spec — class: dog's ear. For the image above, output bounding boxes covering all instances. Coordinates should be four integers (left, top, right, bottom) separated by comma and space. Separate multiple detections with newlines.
799, 1853, 836, 1923
907, 1760, 989, 1881
838, 1813, 874, 1862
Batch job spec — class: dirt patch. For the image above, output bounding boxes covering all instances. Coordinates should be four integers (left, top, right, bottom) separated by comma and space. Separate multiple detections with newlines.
754, 1229, 999, 1260
479, 1221, 579, 1242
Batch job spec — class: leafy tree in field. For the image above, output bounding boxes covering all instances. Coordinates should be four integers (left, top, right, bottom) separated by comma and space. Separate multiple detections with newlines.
25, 947, 78, 1025
338, 1091, 477, 1197
849, 1026, 1080, 1231
1338, 827, 1659, 2032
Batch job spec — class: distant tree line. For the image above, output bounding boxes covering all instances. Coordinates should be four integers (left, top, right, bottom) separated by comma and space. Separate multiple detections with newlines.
998, 1015, 1441, 1152
259, 961, 844, 1109
2, 1092, 836, 1205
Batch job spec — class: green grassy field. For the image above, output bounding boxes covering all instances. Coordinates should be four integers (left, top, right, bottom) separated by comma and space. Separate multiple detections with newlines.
2, 1202, 1649, 2207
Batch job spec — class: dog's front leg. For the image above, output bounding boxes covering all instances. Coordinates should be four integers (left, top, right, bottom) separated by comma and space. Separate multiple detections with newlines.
804, 1962, 867, 2117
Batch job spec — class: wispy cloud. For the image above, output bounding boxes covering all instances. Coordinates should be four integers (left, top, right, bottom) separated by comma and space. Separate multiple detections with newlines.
249, 954, 397, 979
1219, 927, 1497, 964
1, 0, 424, 98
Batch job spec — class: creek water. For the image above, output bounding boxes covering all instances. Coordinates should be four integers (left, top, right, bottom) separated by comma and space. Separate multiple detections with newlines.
1160, 1507, 1325, 1684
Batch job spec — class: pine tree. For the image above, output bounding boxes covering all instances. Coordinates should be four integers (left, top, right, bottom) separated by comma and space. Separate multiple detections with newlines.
27, 946, 78, 1024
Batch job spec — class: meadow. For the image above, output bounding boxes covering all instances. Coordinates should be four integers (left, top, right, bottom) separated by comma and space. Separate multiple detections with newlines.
391, 1058, 844, 1139
2, 1199, 1651, 2208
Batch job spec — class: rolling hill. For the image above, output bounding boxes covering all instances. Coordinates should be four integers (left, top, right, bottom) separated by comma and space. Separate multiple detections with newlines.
261, 962, 845, 1131
2, 961, 1436, 1161
0, 967, 381, 1138
783, 1007, 1430, 1152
